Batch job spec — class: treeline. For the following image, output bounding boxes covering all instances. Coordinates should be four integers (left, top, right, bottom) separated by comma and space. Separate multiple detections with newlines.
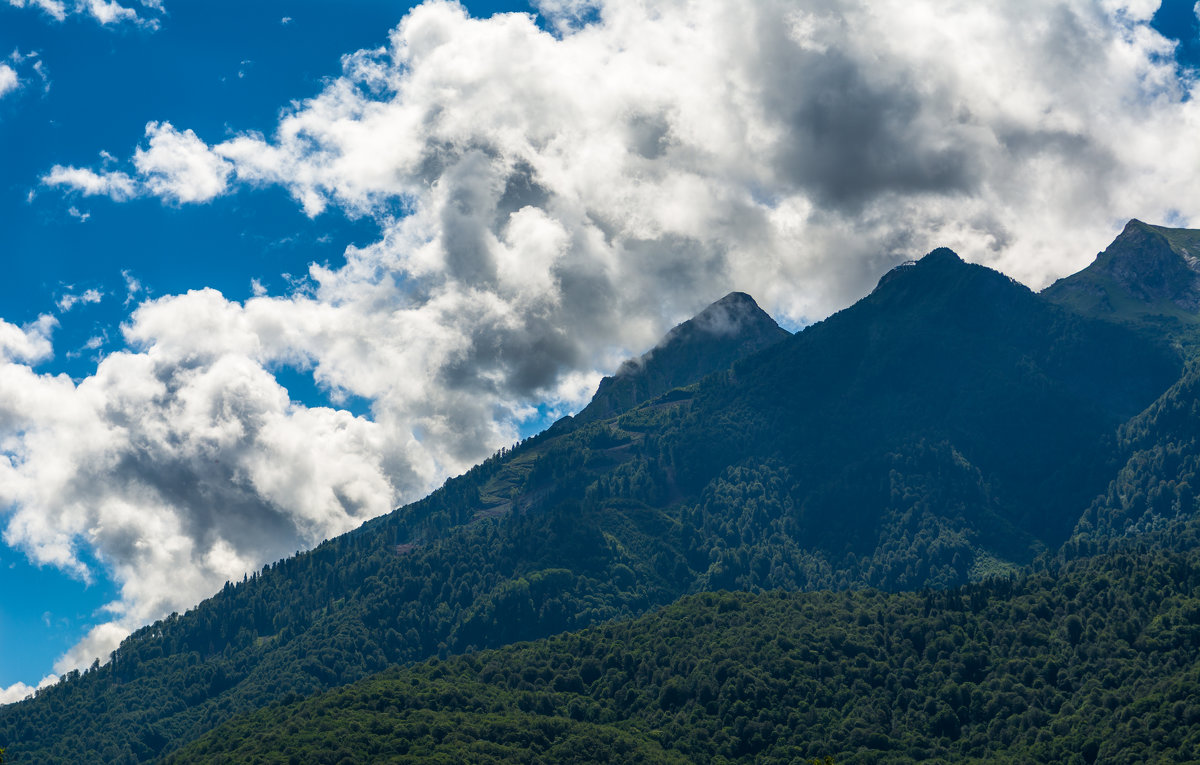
168, 549, 1200, 764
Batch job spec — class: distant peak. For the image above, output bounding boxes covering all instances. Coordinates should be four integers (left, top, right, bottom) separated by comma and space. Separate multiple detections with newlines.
710, 291, 757, 308
1043, 218, 1200, 316
685, 292, 769, 337
920, 247, 963, 264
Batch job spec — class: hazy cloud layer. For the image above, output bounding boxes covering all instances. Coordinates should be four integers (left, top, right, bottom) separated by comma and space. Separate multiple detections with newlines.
10, 0, 1200, 681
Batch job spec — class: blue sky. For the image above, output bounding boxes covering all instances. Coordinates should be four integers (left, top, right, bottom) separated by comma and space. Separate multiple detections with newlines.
1, 0, 1199, 699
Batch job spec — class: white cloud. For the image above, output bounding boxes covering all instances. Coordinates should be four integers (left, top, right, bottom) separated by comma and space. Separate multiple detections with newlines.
0, 50, 49, 100
14, 0, 1200, 677
46, 123, 231, 204
6, 0, 162, 27
42, 165, 137, 201
0, 315, 55, 364
132, 122, 232, 203
57, 288, 103, 312
0, 64, 17, 99
81, 0, 139, 25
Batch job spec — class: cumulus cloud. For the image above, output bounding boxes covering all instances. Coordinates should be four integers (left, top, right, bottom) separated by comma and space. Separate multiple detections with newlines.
6, 0, 162, 27
45, 123, 230, 203
12, 0, 1200, 676
0, 315, 55, 364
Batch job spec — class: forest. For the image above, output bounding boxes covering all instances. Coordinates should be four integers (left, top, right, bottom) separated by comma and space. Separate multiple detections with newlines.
169, 550, 1200, 764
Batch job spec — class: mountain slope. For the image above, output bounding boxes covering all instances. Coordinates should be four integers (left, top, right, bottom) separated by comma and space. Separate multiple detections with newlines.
571, 291, 789, 424
1043, 219, 1200, 339
1069, 359, 1200, 554
170, 550, 1200, 765
0, 239, 1185, 762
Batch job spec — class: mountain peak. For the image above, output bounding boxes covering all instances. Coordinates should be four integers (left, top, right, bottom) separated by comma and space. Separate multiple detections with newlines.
572, 291, 789, 424
1043, 219, 1200, 319
873, 246, 970, 292
662, 291, 774, 343
921, 246, 963, 264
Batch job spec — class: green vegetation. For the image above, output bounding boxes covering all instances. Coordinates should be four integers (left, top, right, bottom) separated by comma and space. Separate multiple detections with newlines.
1070, 358, 1200, 552
170, 550, 1200, 764
1, 232, 1197, 762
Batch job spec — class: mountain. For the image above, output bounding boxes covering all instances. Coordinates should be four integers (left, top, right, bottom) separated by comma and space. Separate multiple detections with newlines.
1043, 219, 1200, 338
0, 228, 1191, 762
169, 549, 1200, 764
671, 247, 1179, 571
570, 291, 789, 424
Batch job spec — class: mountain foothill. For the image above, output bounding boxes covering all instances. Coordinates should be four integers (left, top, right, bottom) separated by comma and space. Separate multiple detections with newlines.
4, 219, 1200, 763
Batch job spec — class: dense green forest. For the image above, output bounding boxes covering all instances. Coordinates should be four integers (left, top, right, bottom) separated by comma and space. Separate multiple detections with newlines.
168, 549, 1200, 764
3, 225, 1200, 762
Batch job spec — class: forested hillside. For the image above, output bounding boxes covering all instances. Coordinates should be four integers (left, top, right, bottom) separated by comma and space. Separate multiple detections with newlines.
170, 549, 1200, 764
1, 227, 1197, 762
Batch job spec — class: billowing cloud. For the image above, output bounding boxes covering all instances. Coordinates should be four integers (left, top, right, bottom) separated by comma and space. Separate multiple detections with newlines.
5, 0, 162, 27
1, 293, 405, 669
10, 0, 1200, 677
0, 315, 56, 364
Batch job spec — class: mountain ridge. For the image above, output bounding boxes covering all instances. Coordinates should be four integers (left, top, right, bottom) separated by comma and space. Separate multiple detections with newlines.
1, 224, 1197, 762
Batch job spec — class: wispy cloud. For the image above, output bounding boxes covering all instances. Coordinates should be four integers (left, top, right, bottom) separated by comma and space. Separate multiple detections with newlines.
11, 0, 1200, 676
43, 165, 137, 200
6, 0, 164, 28
56, 288, 102, 312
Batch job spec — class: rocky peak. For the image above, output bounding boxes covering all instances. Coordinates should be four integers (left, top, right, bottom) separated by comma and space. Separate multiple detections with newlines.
572, 292, 790, 424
